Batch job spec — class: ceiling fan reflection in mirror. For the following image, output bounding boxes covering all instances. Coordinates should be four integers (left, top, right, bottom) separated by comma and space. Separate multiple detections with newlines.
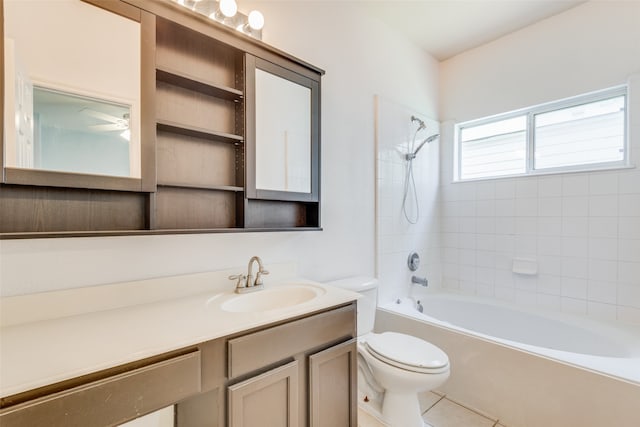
81, 109, 131, 141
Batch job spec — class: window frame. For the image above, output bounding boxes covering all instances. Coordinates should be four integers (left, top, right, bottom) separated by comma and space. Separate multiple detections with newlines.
454, 85, 629, 182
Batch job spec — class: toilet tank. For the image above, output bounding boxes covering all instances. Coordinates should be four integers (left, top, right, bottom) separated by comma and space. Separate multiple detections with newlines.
325, 277, 378, 336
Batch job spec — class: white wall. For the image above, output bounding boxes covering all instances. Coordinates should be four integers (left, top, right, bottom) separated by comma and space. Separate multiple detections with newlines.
0, 2, 439, 297
438, 1, 640, 324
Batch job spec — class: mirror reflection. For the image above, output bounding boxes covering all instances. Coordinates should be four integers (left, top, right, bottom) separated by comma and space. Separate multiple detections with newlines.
255, 69, 311, 193
3, 0, 141, 178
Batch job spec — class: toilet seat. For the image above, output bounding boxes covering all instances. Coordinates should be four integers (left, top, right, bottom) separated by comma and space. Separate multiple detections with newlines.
365, 332, 449, 374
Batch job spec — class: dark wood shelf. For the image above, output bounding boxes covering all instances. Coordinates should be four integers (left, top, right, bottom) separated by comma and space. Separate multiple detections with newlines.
156, 66, 243, 102
157, 120, 244, 144
157, 182, 244, 192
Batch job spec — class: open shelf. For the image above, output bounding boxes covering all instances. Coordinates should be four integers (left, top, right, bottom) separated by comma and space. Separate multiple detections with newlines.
157, 182, 244, 192
156, 66, 243, 102
156, 120, 243, 145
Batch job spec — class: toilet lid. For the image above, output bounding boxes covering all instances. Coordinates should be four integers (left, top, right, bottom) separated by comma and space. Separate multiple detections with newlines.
365, 332, 449, 373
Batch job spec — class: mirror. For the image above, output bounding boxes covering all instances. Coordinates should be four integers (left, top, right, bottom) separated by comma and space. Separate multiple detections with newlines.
247, 56, 319, 202
255, 69, 311, 194
3, 0, 141, 179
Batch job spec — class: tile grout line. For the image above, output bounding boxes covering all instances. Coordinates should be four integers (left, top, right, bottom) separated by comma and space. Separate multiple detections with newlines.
421, 393, 446, 415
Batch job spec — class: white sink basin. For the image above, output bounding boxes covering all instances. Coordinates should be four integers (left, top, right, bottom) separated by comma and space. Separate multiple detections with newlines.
220, 284, 325, 313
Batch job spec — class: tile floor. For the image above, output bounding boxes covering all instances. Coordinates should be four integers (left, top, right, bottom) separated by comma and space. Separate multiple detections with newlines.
358, 391, 506, 427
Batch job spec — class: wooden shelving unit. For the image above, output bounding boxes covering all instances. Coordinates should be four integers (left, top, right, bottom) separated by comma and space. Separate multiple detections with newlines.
154, 17, 245, 230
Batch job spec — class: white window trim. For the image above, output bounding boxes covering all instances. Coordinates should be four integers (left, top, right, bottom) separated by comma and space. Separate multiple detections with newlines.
454, 85, 630, 182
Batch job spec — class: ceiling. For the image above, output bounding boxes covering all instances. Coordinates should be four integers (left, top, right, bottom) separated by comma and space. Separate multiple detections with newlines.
358, 1, 585, 60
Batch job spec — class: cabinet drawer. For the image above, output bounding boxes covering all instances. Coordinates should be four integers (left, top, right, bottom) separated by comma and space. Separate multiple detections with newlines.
0, 351, 201, 427
228, 304, 355, 379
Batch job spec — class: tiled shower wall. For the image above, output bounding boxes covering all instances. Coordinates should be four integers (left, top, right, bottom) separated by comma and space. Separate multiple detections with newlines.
375, 96, 441, 305
438, 143, 640, 324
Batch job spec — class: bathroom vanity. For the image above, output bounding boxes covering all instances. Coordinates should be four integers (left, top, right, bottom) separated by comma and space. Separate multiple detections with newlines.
0, 269, 358, 426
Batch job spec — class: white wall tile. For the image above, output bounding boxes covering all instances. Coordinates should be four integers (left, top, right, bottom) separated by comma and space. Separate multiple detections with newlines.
495, 199, 515, 216
475, 200, 496, 217
619, 194, 640, 216
516, 179, 538, 198
588, 217, 618, 238
538, 176, 562, 198
494, 235, 515, 253
538, 274, 562, 296
589, 173, 618, 195
589, 195, 618, 217
496, 217, 516, 235
475, 251, 495, 267
459, 249, 475, 265
515, 275, 537, 291
587, 301, 617, 321
476, 181, 496, 200
561, 256, 589, 279
476, 234, 496, 251
561, 237, 589, 258
538, 197, 562, 217
562, 217, 588, 237
537, 293, 562, 311
618, 217, 640, 239
515, 235, 537, 255
475, 217, 496, 234
618, 305, 640, 324
538, 255, 562, 275
587, 259, 618, 282
516, 198, 538, 217
494, 286, 515, 302
476, 267, 495, 285
561, 297, 587, 315
494, 269, 514, 288
494, 180, 516, 199
494, 252, 513, 270
618, 171, 640, 194
562, 174, 589, 196
458, 234, 476, 249
537, 217, 562, 236
618, 284, 640, 309
459, 217, 476, 234
618, 239, 640, 262
618, 261, 640, 285
538, 236, 562, 256
516, 217, 538, 235
588, 238, 618, 260
562, 197, 589, 217
587, 280, 617, 304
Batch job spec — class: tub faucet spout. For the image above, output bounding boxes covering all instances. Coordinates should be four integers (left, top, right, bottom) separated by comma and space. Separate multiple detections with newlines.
411, 275, 428, 287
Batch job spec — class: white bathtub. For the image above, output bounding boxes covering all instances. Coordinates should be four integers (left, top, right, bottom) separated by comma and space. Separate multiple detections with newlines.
376, 293, 640, 427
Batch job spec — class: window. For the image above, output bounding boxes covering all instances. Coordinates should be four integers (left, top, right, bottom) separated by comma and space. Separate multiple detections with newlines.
455, 86, 628, 181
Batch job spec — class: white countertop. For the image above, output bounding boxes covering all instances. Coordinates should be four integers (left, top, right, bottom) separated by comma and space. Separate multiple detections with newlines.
0, 268, 359, 398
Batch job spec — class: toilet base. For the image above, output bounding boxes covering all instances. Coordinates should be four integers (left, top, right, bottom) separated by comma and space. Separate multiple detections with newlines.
381, 390, 425, 427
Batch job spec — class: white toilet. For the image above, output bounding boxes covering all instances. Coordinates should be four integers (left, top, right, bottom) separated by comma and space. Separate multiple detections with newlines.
328, 277, 450, 427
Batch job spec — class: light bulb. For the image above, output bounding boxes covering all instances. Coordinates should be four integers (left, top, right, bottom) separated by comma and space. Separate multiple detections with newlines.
219, 0, 237, 18
248, 10, 264, 30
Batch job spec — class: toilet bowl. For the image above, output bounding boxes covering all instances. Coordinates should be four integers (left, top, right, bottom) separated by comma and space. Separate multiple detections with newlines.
327, 277, 450, 427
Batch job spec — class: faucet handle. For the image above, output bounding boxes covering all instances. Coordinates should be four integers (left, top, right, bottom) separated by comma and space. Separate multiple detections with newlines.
255, 269, 269, 286
228, 274, 247, 288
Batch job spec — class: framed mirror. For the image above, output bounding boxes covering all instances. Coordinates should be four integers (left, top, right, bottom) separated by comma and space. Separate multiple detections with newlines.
245, 55, 320, 202
2, 0, 146, 191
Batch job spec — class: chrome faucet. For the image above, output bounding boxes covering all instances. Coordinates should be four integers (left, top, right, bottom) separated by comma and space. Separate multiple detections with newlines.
411, 275, 428, 287
229, 256, 269, 294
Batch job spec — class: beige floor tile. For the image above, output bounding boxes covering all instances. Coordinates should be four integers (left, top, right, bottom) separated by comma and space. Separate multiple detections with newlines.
423, 398, 495, 427
419, 391, 444, 413
358, 405, 390, 427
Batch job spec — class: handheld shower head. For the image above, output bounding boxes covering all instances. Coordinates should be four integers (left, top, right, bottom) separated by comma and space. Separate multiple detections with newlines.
411, 115, 426, 131
405, 133, 439, 160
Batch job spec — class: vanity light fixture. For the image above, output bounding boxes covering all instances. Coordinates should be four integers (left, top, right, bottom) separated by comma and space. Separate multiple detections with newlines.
173, 0, 264, 40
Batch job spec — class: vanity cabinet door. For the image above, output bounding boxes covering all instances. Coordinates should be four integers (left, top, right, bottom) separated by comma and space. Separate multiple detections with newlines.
228, 361, 299, 427
309, 339, 357, 427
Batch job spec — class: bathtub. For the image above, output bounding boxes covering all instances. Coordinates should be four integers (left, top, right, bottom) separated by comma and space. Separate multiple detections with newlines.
375, 293, 640, 427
